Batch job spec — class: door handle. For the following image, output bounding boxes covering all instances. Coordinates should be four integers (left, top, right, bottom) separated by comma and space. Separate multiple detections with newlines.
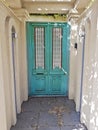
61, 68, 67, 75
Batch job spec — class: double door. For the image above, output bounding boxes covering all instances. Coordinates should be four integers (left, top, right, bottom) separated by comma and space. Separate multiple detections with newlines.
27, 22, 70, 96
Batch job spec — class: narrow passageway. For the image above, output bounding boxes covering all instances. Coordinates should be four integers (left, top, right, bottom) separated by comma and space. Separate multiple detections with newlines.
11, 97, 87, 130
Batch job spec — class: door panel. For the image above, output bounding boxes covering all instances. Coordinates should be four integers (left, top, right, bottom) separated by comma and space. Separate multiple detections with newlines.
30, 24, 49, 95
50, 76, 62, 92
31, 75, 48, 95
50, 75, 67, 95
27, 22, 70, 96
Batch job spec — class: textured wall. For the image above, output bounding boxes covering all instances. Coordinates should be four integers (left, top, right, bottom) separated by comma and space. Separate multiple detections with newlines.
75, 0, 98, 130
0, 2, 28, 130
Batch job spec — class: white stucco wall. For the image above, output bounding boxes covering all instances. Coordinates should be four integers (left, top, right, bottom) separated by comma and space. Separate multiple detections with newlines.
69, 19, 78, 100
0, 34, 7, 130
0, 2, 28, 130
74, 0, 98, 129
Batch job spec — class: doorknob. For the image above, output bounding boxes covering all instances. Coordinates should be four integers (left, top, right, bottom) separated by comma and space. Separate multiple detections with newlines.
61, 68, 67, 75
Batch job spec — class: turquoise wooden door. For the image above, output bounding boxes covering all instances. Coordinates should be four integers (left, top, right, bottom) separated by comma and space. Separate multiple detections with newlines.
27, 22, 70, 96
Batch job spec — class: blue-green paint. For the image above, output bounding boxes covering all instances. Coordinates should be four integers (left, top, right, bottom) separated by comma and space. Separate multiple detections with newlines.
26, 22, 70, 96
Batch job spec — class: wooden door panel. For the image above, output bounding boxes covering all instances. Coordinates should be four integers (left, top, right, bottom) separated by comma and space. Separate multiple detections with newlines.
30, 75, 48, 95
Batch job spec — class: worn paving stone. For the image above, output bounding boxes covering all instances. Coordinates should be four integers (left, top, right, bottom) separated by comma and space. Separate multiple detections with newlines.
61, 125, 75, 130
61, 123, 87, 130
38, 126, 61, 130
11, 127, 37, 130
19, 112, 38, 118
62, 111, 80, 126
10, 97, 88, 130
64, 99, 76, 110
21, 101, 40, 113
17, 111, 38, 119
40, 103, 56, 112
12, 119, 33, 128
13, 112, 39, 129
39, 111, 58, 127
55, 97, 69, 106
39, 97, 57, 112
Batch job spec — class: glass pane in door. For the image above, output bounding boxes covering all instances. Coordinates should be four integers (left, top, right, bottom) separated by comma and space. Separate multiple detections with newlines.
34, 27, 45, 69
52, 28, 62, 69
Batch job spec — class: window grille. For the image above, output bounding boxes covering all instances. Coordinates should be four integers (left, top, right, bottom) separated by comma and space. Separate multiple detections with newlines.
34, 27, 45, 69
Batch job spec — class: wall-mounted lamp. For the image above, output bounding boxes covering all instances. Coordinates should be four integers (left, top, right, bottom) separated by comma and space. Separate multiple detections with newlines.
79, 30, 85, 38
12, 32, 17, 38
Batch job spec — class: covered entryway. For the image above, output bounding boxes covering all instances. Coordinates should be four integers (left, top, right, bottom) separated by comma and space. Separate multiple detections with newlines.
27, 22, 70, 96
1, 0, 98, 130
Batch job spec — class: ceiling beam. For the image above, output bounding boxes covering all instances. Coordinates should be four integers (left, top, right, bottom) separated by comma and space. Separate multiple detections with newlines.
22, 0, 74, 2
5, 0, 22, 8
22, 1, 74, 14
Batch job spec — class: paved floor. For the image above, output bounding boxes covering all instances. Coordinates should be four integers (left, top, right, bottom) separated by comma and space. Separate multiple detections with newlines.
11, 97, 87, 130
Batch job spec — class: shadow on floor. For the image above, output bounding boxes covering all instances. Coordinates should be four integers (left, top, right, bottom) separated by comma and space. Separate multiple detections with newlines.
11, 97, 87, 130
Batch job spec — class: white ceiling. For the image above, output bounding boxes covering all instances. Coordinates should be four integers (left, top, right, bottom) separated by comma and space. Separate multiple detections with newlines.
5, 0, 91, 17
5, 0, 22, 8
21, 0, 91, 15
